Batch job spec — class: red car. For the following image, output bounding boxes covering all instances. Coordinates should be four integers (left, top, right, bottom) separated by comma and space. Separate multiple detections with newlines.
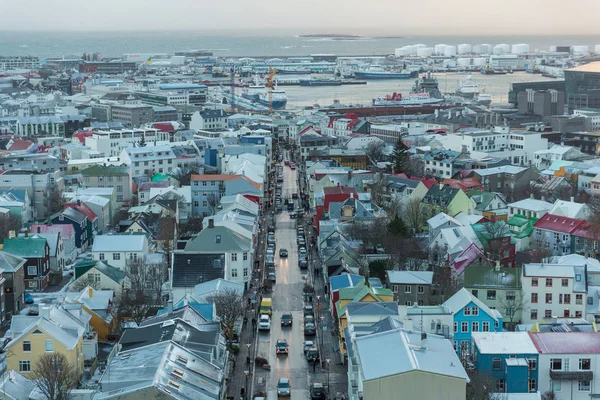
284, 161, 290, 166
290, 163, 296, 170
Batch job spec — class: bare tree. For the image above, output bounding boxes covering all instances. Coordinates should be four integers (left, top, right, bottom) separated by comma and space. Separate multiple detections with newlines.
206, 287, 244, 344
405, 157, 425, 178
206, 193, 220, 216
31, 353, 80, 400
345, 219, 389, 253
0, 213, 22, 243
48, 190, 67, 214
125, 258, 167, 303
403, 198, 426, 233
117, 290, 154, 327
541, 392, 557, 400
364, 140, 386, 165
70, 275, 100, 292
466, 370, 501, 400
170, 162, 203, 186
497, 293, 529, 331
428, 266, 460, 304
482, 221, 510, 260
157, 217, 177, 268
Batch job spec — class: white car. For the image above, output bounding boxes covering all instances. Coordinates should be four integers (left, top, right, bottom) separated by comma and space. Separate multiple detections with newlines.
259, 315, 271, 331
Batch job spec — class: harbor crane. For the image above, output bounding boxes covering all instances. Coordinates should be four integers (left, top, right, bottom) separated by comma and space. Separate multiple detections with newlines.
265, 68, 277, 114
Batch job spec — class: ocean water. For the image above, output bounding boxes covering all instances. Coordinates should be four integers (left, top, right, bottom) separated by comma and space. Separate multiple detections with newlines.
1, 31, 600, 59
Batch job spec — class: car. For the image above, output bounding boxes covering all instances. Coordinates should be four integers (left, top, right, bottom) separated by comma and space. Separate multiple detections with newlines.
310, 382, 327, 400
281, 312, 293, 327
276, 339, 289, 355
298, 239, 306, 248
298, 260, 308, 269
24, 291, 34, 304
291, 192, 298, 199
287, 203, 294, 211
303, 340, 315, 355
305, 315, 314, 325
304, 304, 314, 317
304, 322, 316, 336
266, 248, 274, 257
277, 378, 291, 397
299, 248, 307, 259
279, 248, 288, 258
289, 212, 296, 219
290, 163, 296, 170
306, 346, 319, 363
259, 315, 271, 331
268, 272, 276, 282
284, 160, 290, 166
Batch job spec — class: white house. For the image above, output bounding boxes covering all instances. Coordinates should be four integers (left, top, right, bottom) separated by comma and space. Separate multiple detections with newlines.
91, 234, 150, 270
521, 263, 587, 324
534, 145, 584, 170
507, 197, 553, 219
69, 260, 127, 296
548, 199, 592, 220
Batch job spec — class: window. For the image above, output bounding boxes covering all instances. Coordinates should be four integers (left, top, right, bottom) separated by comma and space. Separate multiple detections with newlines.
545, 310, 552, 318
576, 294, 583, 304
552, 380, 562, 392
495, 379, 505, 392
99, 253, 105, 260
19, 360, 30, 372
393, 285, 398, 294
461, 322, 468, 332
562, 278, 569, 287
492, 358, 502, 370
472, 322, 479, 332
404, 301, 412, 306
27, 266, 36, 276
545, 293, 552, 304
482, 321, 490, 332
453, 322, 457, 333
243, 252, 248, 261
506, 291, 516, 301
528, 379, 537, 392
546, 278, 553, 287
45, 340, 54, 352
579, 359, 591, 370
551, 359, 562, 370
578, 380, 591, 391
564, 294, 571, 304
472, 307, 479, 316
243, 268, 248, 277
404, 286, 412, 294
464, 307, 471, 316
530, 309, 538, 320
532, 278, 538, 287
576, 274, 582, 282
588, 296, 594, 306
116, 185, 123, 193
528, 359, 537, 371
471, 289, 478, 297
487, 290, 496, 300
231, 253, 238, 262
203, 201, 207, 207
576, 311, 583, 318
531, 293, 538, 303
231, 269, 238, 278
22, 341, 31, 352
418, 286, 424, 294
113, 253, 120, 261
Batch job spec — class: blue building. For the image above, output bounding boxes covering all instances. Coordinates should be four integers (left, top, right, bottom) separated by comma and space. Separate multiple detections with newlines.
472, 332, 539, 394
443, 288, 503, 358
190, 174, 262, 217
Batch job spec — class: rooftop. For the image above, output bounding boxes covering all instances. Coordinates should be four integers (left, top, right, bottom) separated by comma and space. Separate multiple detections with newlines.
568, 62, 600, 73
472, 332, 537, 354
386, 271, 433, 285
92, 234, 147, 253
530, 332, 600, 354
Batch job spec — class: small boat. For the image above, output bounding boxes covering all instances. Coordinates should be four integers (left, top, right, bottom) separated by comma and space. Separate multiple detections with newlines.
372, 92, 445, 106
456, 76, 480, 99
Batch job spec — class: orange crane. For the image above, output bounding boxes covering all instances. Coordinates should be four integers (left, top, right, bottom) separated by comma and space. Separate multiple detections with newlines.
265, 68, 277, 114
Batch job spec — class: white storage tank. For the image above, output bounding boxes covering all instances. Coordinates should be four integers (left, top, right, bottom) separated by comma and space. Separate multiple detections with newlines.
444, 45, 457, 57
435, 44, 447, 55
417, 47, 434, 57
572, 45, 590, 55
394, 48, 406, 57
413, 44, 426, 49
457, 58, 472, 67
472, 44, 487, 54
595, 45, 600, 54
511, 43, 530, 54
493, 44, 510, 54
457, 44, 472, 54
473, 57, 487, 66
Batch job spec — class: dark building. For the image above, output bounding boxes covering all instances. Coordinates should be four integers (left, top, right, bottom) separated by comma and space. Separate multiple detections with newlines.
564, 62, 600, 112
509, 80, 566, 105
544, 115, 590, 134
111, 104, 154, 127
171, 252, 226, 288
517, 89, 565, 117
79, 61, 138, 74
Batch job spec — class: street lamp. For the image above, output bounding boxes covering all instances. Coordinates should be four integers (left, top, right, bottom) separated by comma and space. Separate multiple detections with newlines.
247, 343, 252, 358
244, 370, 249, 400
320, 316, 325, 351
325, 358, 331, 399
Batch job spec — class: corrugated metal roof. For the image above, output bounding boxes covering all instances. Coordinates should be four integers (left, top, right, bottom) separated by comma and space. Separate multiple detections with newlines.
530, 332, 600, 354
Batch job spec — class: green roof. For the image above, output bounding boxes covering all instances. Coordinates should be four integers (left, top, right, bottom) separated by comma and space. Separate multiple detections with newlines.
335, 282, 393, 317
74, 260, 126, 284
507, 214, 538, 239
2, 235, 47, 258
80, 165, 129, 177
467, 190, 497, 212
463, 265, 522, 289
151, 173, 170, 182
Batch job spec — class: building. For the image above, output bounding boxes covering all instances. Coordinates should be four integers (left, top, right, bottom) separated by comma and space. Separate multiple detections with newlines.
0, 56, 40, 70
469, 166, 539, 202
110, 104, 154, 127
517, 89, 565, 117
509, 80, 566, 105
2, 235, 50, 292
0, 251, 25, 317
573, 108, 600, 131
521, 263, 587, 323
532, 213, 585, 256
84, 128, 170, 157
386, 270, 434, 306
64, 287, 116, 341
0, 170, 64, 220
353, 328, 468, 400
565, 62, 600, 111
91, 234, 150, 270
190, 174, 262, 217
422, 184, 475, 217
189, 109, 229, 131
0, 153, 63, 173
120, 142, 202, 178
508, 198, 553, 219
70, 260, 126, 296
442, 288, 503, 358
530, 332, 600, 399
472, 332, 539, 394
424, 149, 464, 179
51, 208, 89, 253
135, 84, 207, 106
14, 115, 89, 137
370, 124, 409, 144
80, 164, 132, 206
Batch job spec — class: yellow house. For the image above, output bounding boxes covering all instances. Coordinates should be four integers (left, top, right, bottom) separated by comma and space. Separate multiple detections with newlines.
65, 287, 116, 341
334, 281, 394, 358
6, 308, 85, 378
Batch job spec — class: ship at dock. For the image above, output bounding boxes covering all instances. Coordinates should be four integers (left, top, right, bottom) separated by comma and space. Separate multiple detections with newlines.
299, 77, 342, 86
353, 65, 414, 79
241, 81, 288, 110
456, 76, 480, 99
371, 72, 446, 106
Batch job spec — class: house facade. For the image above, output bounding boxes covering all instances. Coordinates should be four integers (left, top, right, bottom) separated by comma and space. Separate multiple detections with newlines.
386, 271, 434, 306
0, 251, 26, 317
91, 234, 150, 270
80, 164, 132, 207
2, 235, 50, 292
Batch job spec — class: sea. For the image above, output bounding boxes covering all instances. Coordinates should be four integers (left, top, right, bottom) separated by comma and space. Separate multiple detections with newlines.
1, 31, 598, 107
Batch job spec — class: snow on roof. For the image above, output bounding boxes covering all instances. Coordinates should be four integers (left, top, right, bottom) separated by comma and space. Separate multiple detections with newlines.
548, 200, 590, 219
530, 332, 600, 354
427, 213, 461, 230
443, 288, 498, 321
523, 263, 575, 278
387, 271, 433, 285
508, 198, 553, 212
92, 234, 146, 253
472, 332, 537, 354
474, 165, 526, 176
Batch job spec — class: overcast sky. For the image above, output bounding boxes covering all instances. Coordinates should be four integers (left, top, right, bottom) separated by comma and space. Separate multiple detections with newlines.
1, 0, 597, 35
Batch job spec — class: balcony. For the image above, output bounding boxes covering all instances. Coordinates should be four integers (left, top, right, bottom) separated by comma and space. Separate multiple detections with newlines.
550, 370, 593, 380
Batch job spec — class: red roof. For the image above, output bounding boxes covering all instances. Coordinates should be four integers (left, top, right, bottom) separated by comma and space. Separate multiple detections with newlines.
72, 131, 93, 144
64, 202, 98, 223
410, 177, 436, 189
152, 122, 176, 132
451, 242, 489, 275
533, 213, 585, 234
30, 224, 74, 240
529, 332, 600, 354
8, 140, 33, 151
442, 177, 484, 193
571, 221, 600, 239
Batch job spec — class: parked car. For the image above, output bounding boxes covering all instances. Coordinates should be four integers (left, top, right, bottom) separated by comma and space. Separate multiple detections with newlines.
299, 260, 308, 269
287, 202, 294, 211
304, 322, 316, 336
259, 315, 271, 331
303, 340, 314, 355
292, 192, 298, 199
24, 292, 34, 304
277, 378, 291, 397
306, 346, 319, 363
268, 272, 276, 282
276, 339, 289, 355
299, 248, 307, 259
304, 304, 314, 317
310, 382, 327, 400
279, 248, 288, 258
305, 315, 315, 325
289, 212, 296, 219
290, 163, 296, 170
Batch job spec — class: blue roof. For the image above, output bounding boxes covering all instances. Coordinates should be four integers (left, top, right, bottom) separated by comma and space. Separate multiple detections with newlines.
158, 83, 207, 90
330, 273, 364, 292
157, 300, 214, 321
368, 278, 383, 288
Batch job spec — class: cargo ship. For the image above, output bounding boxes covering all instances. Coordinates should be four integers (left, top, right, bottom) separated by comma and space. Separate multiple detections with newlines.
372, 92, 444, 106
317, 102, 452, 117
299, 78, 342, 86
353, 66, 414, 79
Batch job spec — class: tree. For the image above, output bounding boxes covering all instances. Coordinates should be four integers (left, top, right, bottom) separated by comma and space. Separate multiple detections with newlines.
0, 213, 22, 243
157, 217, 177, 268
125, 258, 167, 303
180, 216, 204, 236
48, 190, 66, 214
345, 219, 388, 253
497, 293, 529, 331
541, 392, 557, 400
428, 266, 460, 304
403, 198, 426, 233
466, 370, 499, 400
481, 221, 510, 260
364, 140, 386, 166
70, 275, 100, 292
31, 353, 79, 400
206, 287, 244, 344
170, 163, 203, 186
387, 215, 410, 238
117, 289, 153, 327
392, 139, 410, 175
206, 193, 220, 216
368, 259, 388, 283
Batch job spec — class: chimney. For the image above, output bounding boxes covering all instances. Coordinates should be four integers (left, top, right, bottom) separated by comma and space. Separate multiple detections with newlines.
40, 307, 50, 320
570, 196, 574, 202
208, 218, 214, 228
37, 227, 41, 234
541, 195, 545, 202
348, 170, 352, 181
421, 332, 428, 348
77, 200, 81, 206
88, 287, 93, 298
530, 193, 534, 199
439, 183, 444, 190
168, 296, 174, 313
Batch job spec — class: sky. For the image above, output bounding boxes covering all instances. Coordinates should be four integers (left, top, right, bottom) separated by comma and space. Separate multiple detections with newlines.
1, 0, 598, 35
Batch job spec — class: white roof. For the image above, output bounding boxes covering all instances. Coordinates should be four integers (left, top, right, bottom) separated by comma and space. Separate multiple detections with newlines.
549, 200, 590, 219
472, 332, 537, 354
77, 194, 110, 207
549, 254, 600, 272
149, 185, 192, 203
387, 271, 433, 285
92, 234, 147, 252
355, 328, 468, 381
523, 263, 575, 278
427, 213, 461, 230
475, 166, 526, 176
442, 288, 498, 321
508, 198, 553, 212
535, 144, 575, 156
453, 212, 484, 226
